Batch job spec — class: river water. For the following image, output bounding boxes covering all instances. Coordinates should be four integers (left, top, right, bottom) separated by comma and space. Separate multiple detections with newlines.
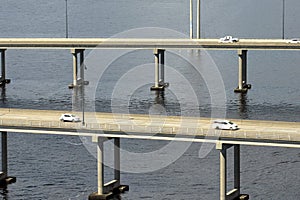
0, 0, 299, 199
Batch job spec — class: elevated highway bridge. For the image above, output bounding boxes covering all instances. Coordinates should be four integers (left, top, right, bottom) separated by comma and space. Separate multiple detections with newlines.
0, 38, 299, 50
0, 108, 299, 200
0, 38, 299, 199
0, 37, 299, 92
0, 108, 299, 146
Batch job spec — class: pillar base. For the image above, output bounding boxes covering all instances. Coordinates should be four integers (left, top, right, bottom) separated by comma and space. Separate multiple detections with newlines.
234, 84, 251, 93
68, 84, 75, 89
150, 82, 169, 91
234, 194, 249, 200
151, 85, 165, 91
234, 88, 248, 93
68, 81, 89, 89
0, 79, 10, 87
0, 176, 16, 188
89, 185, 129, 200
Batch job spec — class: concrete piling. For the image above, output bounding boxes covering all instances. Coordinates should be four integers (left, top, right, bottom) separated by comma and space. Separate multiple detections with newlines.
0, 49, 11, 87
216, 143, 249, 200
89, 137, 128, 200
235, 50, 251, 93
0, 132, 16, 188
151, 49, 168, 91
69, 49, 86, 89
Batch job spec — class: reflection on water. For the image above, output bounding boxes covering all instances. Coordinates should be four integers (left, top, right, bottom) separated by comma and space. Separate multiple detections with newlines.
0, 87, 6, 103
238, 93, 249, 119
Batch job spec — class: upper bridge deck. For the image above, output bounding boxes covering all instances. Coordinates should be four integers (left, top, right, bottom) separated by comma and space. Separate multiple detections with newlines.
0, 38, 299, 50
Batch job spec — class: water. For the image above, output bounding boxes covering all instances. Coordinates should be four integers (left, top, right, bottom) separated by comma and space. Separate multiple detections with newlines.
0, 0, 300, 199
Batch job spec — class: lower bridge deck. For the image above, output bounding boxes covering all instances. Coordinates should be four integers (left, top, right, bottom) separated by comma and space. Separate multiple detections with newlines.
0, 108, 299, 145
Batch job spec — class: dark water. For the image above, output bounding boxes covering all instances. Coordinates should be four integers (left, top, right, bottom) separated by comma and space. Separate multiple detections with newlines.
0, 0, 299, 199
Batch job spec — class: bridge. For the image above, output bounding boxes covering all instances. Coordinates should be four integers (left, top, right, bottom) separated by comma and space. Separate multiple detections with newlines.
0, 108, 299, 200
0, 38, 299, 50
0, 38, 299, 199
0, 37, 300, 92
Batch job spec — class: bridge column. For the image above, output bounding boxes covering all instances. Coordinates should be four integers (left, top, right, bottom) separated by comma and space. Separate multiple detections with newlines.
234, 50, 251, 93
0, 132, 16, 187
89, 137, 128, 200
216, 142, 249, 200
151, 49, 169, 91
0, 49, 10, 87
69, 49, 87, 89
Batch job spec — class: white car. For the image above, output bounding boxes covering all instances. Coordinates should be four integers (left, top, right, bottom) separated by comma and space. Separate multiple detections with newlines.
212, 120, 238, 130
59, 114, 80, 122
287, 38, 300, 43
219, 36, 239, 43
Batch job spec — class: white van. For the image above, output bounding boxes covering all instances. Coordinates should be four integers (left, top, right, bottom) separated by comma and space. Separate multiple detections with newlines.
212, 120, 238, 130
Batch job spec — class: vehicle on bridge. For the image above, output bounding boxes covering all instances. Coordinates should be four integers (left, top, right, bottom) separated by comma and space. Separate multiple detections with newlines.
219, 35, 239, 43
287, 38, 300, 43
59, 114, 80, 122
212, 120, 238, 130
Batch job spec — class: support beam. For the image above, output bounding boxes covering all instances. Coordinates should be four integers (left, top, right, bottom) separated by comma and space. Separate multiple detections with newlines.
234, 50, 251, 93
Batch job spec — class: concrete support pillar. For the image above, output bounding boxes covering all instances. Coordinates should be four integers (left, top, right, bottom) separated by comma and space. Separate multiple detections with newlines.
159, 50, 165, 84
154, 49, 160, 88
197, 0, 201, 39
220, 147, 227, 200
97, 137, 104, 195
234, 145, 240, 191
89, 137, 128, 200
80, 50, 85, 85
0, 49, 10, 86
1, 50, 6, 83
151, 49, 168, 91
190, 0, 193, 39
0, 131, 16, 187
2, 132, 7, 176
71, 49, 78, 88
114, 138, 121, 184
235, 50, 251, 93
216, 143, 249, 200
69, 49, 85, 89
